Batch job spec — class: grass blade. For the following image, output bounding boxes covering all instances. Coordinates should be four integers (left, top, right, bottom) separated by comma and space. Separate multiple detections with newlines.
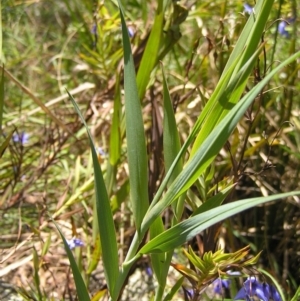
116, 51, 300, 297
190, 0, 274, 156
222, 0, 272, 77
136, 0, 164, 99
53, 220, 91, 301
0, 65, 3, 135
0, 130, 13, 158
67, 91, 119, 294
142, 50, 300, 235
163, 277, 184, 301
190, 44, 263, 157
148, 63, 185, 300
139, 191, 300, 254
162, 63, 183, 219
119, 0, 149, 229
109, 75, 121, 167
192, 185, 234, 216
0, 66, 71, 134
106, 75, 122, 197
0, 0, 2, 64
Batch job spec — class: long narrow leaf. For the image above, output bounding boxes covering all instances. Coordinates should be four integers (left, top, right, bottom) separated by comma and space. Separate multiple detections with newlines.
192, 185, 234, 216
141, 51, 300, 234
221, 0, 271, 77
0, 1, 2, 64
150, 64, 184, 300
0, 130, 13, 158
0, 65, 3, 135
119, 0, 149, 229
190, 0, 274, 156
139, 191, 300, 254
106, 74, 122, 197
163, 277, 184, 301
109, 74, 121, 167
290, 286, 300, 301
162, 63, 183, 219
68, 91, 119, 294
136, 0, 164, 100
53, 220, 91, 301
145, 55, 240, 215
115, 51, 300, 299
149, 216, 168, 284
190, 44, 263, 157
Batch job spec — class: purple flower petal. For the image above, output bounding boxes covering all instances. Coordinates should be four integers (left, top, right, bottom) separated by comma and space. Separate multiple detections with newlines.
145, 266, 153, 277
278, 21, 289, 37
234, 277, 262, 300
185, 288, 194, 299
91, 24, 98, 35
278, 17, 295, 38
213, 278, 231, 294
234, 278, 282, 301
243, 4, 253, 14
67, 237, 84, 250
270, 285, 282, 301
97, 147, 107, 156
127, 27, 135, 38
13, 132, 29, 144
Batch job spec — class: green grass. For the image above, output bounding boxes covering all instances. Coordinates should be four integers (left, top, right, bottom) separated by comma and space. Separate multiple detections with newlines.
1, 0, 300, 300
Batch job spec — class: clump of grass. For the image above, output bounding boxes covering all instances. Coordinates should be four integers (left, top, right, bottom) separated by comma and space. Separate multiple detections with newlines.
1, 1, 299, 301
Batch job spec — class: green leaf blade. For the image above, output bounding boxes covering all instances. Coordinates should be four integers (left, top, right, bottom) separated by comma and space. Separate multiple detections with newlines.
53, 220, 91, 301
139, 191, 300, 254
136, 0, 164, 100
141, 50, 300, 235
68, 91, 119, 295
119, 2, 149, 229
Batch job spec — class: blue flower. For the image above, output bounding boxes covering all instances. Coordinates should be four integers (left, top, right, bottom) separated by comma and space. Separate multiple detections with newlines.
12, 132, 29, 145
278, 18, 295, 38
145, 266, 153, 277
184, 288, 194, 300
120, 26, 135, 38
278, 21, 289, 37
91, 24, 98, 36
127, 26, 135, 38
66, 237, 84, 250
264, 283, 282, 301
234, 277, 282, 301
243, 4, 253, 14
97, 147, 107, 156
213, 278, 231, 294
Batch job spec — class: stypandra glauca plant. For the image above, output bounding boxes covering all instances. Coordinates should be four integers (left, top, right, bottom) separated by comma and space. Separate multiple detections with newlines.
53, 0, 300, 300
